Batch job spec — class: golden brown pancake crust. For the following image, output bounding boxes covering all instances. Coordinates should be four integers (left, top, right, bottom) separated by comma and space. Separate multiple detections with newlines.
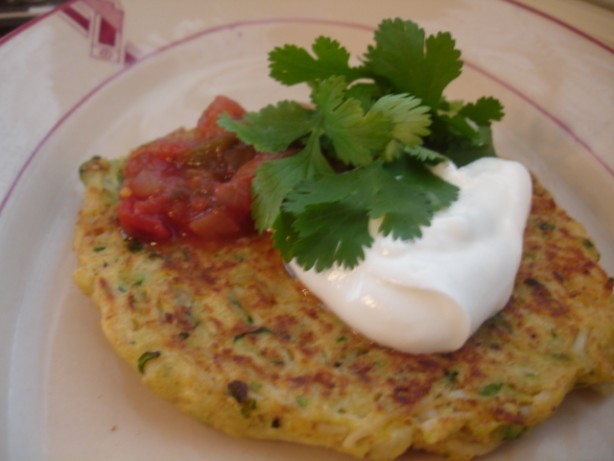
74, 156, 613, 460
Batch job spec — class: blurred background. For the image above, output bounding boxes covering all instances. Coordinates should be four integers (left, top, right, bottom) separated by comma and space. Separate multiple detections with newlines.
1, 0, 612, 39
0, 0, 67, 36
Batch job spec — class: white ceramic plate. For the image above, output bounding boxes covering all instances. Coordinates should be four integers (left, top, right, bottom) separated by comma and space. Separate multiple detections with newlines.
1, 1, 612, 460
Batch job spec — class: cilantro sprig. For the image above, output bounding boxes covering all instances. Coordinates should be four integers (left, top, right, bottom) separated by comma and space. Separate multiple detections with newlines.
218, 18, 504, 271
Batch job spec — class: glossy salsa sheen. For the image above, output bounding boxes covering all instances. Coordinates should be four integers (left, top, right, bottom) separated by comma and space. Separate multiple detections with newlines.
118, 96, 272, 242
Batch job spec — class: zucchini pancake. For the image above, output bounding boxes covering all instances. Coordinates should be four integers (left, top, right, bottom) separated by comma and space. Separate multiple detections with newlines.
73, 102, 613, 461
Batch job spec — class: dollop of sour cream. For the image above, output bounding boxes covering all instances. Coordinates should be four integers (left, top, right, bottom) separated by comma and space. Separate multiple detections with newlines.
290, 157, 532, 354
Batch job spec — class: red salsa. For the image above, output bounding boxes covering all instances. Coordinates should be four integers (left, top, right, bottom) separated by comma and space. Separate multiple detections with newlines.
118, 96, 271, 242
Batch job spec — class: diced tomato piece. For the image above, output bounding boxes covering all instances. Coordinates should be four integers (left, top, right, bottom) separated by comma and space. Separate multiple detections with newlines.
118, 200, 171, 241
128, 132, 200, 165
196, 95, 246, 139
213, 155, 267, 216
214, 176, 251, 215
189, 209, 242, 239
129, 170, 165, 198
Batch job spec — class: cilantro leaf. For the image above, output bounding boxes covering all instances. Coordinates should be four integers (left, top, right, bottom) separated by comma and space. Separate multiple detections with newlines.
387, 159, 459, 213
269, 36, 363, 85
291, 202, 372, 271
218, 101, 312, 152
440, 126, 497, 167
281, 167, 375, 270
364, 19, 462, 108
283, 169, 366, 215
404, 145, 448, 164
459, 96, 505, 126
370, 93, 431, 147
252, 136, 332, 231
270, 210, 299, 261
437, 113, 482, 142
371, 183, 431, 241
344, 83, 382, 110
312, 77, 391, 166
422, 32, 463, 106
371, 159, 457, 240
426, 100, 499, 168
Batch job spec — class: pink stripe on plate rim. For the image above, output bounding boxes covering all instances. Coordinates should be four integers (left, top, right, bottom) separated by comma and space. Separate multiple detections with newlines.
502, 0, 614, 53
